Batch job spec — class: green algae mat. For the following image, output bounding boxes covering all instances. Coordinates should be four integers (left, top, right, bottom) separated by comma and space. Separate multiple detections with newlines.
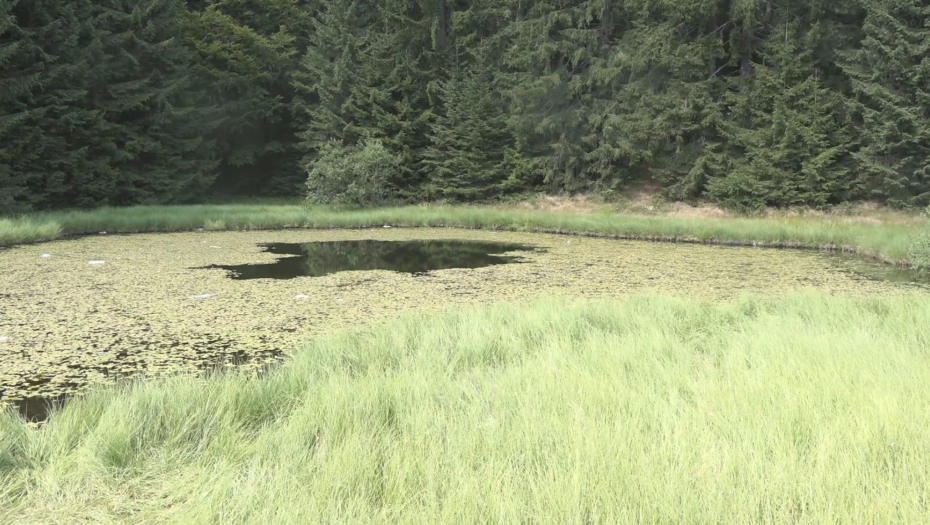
0, 228, 926, 413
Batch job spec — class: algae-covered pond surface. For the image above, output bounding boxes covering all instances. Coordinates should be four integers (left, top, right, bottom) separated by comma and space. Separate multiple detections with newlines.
1, 228, 926, 418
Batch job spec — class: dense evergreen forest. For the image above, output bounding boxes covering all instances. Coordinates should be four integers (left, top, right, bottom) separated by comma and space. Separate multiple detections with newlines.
2, 0, 929, 213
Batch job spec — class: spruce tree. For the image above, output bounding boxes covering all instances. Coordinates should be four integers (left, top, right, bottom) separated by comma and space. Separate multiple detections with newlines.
841, 0, 930, 206
293, 0, 438, 200
181, 0, 311, 195
6, 0, 928, 211
74, 0, 220, 206
422, 61, 520, 201
0, 0, 103, 211
292, 0, 377, 153
0, 0, 44, 212
2, 0, 220, 210
501, 0, 616, 192
702, 20, 853, 210
601, 0, 725, 199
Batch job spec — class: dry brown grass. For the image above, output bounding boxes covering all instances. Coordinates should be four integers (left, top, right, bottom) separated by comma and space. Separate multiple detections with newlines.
508, 191, 923, 226
509, 194, 611, 213
763, 202, 925, 226
664, 201, 730, 219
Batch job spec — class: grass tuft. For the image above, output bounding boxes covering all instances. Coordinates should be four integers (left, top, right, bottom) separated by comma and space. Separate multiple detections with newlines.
2, 294, 930, 523
0, 203, 923, 265
908, 207, 930, 269
0, 218, 61, 246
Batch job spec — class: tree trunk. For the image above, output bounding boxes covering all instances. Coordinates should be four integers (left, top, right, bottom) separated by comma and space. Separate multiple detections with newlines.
740, 25, 753, 80
437, 0, 451, 49
600, 0, 611, 44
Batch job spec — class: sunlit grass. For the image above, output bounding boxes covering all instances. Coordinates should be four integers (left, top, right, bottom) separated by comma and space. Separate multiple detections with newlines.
0, 203, 923, 264
1, 293, 929, 523
0, 218, 61, 246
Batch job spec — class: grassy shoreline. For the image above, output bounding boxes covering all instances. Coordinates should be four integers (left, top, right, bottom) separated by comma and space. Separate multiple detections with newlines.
3, 204, 929, 521
1, 203, 924, 265
3, 294, 930, 522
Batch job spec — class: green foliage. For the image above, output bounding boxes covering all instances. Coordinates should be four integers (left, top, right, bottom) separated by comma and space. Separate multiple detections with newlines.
0, 0, 97, 212
841, 0, 930, 207
702, 20, 854, 211
501, 0, 617, 192
180, 0, 309, 195
293, 0, 437, 200
601, 1, 723, 201
909, 206, 930, 270
82, 0, 221, 206
305, 140, 399, 206
423, 62, 521, 201
1, 0, 220, 211
4, 0, 930, 211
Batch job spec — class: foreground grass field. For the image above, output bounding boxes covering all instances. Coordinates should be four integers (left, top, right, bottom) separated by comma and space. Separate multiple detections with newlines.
2, 294, 929, 523
1, 202, 926, 265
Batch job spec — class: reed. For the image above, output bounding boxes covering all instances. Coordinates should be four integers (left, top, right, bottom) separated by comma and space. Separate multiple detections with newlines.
1, 204, 922, 265
2, 294, 929, 523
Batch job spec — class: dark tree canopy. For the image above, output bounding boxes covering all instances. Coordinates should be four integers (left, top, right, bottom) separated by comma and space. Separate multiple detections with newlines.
2, 0, 930, 211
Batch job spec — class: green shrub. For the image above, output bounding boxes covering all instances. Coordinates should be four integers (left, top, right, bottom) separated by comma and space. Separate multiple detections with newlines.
909, 206, 930, 269
305, 140, 398, 206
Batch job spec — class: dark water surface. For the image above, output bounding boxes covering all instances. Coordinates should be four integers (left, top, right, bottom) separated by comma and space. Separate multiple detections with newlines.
6, 344, 281, 423
198, 239, 539, 280
822, 253, 930, 287
11, 395, 68, 423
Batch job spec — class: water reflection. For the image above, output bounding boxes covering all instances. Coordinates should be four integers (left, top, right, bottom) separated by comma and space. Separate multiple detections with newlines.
199, 239, 540, 279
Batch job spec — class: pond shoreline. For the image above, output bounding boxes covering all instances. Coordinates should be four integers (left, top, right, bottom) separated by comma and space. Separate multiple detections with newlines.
2, 203, 922, 268
5, 294, 930, 522
12, 222, 903, 268
2, 226, 920, 420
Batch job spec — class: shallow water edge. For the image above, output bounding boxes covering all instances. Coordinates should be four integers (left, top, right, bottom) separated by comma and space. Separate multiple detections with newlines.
1, 228, 926, 421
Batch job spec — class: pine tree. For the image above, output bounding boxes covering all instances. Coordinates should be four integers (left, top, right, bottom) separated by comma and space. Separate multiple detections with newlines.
422, 61, 520, 201
181, 0, 311, 195
293, 0, 438, 200
841, 0, 930, 207
0, 0, 103, 211
72, 0, 220, 207
702, 20, 853, 210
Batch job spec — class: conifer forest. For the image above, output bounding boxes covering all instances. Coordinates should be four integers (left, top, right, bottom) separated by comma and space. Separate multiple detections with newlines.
2, 0, 929, 213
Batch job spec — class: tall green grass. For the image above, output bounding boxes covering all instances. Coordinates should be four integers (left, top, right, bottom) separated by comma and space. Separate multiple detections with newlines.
2, 294, 929, 523
0, 218, 61, 246
0, 203, 922, 264
908, 206, 930, 269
